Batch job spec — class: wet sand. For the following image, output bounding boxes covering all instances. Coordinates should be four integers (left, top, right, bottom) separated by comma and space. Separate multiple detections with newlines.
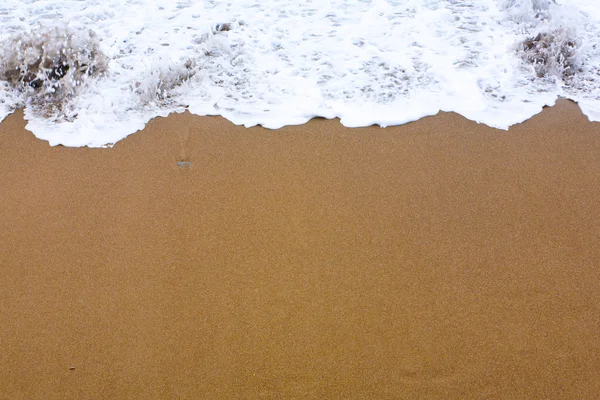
1, 99, 600, 399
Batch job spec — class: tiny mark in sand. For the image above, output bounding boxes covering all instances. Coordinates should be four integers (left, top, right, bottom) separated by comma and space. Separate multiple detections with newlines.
177, 161, 192, 167
69, 367, 76, 371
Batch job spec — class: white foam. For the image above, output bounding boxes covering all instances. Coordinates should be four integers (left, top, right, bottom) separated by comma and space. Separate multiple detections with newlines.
0, 0, 599, 147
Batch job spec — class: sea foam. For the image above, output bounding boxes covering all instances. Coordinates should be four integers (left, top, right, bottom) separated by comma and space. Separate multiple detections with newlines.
0, 0, 599, 147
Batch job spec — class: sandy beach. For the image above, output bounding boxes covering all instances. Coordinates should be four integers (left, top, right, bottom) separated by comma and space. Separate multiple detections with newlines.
1, 99, 599, 399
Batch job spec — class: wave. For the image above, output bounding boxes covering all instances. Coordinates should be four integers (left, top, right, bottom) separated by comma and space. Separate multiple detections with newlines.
0, 0, 599, 147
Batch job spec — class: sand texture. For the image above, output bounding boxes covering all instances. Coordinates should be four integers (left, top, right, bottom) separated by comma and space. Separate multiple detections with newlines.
1, 100, 600, 399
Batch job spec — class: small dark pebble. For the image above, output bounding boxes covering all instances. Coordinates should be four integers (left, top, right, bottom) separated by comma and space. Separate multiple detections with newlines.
215, 23, 231, 32
49, 64, 70, 80
29, 79, 43, 89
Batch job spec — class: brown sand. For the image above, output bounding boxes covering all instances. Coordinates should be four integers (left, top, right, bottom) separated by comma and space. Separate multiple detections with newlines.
1, 99, 600, 399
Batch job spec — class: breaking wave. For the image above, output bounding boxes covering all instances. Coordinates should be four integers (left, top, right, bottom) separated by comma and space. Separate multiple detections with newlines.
0, 26, 107, 121
0, 0, 599, 147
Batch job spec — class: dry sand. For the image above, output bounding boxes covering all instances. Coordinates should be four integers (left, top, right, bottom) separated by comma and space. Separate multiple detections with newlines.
1, 99, 600, 399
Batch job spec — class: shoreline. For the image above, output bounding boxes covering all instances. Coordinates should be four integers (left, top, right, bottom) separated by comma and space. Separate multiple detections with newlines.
2, 98, 598, 149
1, 98, 600, 399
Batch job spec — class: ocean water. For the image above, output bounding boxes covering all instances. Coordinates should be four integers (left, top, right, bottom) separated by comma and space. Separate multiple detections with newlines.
0, 0, 599, 147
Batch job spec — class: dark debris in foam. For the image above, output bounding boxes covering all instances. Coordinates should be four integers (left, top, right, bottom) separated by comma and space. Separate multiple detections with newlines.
0, 27, 107, 119
214, 23, 232, 33
520, 30, 579, 79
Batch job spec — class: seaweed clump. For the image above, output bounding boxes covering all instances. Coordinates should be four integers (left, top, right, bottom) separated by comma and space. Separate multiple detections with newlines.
520, 30, 578, 79
0, 26, 108, 118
